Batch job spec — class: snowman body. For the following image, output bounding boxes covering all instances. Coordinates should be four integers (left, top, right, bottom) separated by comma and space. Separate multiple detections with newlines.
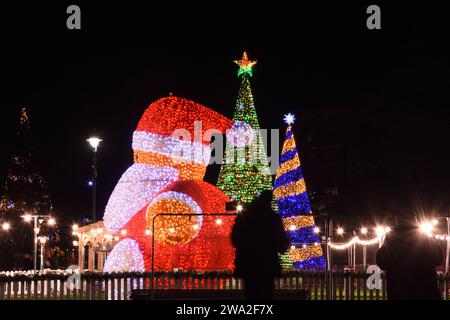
103, 97, 238, 272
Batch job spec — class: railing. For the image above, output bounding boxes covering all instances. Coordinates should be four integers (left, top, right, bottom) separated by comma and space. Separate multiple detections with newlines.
0, 271, 449, 300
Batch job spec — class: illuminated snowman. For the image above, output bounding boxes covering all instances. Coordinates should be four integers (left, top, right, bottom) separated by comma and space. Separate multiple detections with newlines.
103, 96, 252, 272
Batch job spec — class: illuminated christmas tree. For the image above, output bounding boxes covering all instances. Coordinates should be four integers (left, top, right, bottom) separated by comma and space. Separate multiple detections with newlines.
0, 107, 55, 270
279, 252, 294, 270
0, 108, 53, 216
274, 113, 325, 271
272, 197, 294, 270
217, 52, 272, 203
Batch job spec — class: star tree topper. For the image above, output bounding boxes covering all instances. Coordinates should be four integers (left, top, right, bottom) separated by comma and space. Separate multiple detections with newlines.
234, 52, 257, 77
283, 113, 296, 125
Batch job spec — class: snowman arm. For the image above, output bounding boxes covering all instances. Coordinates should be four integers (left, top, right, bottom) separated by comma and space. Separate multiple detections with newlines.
103, 163, 179, 233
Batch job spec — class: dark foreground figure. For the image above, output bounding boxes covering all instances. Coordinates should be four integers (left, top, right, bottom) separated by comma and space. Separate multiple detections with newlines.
231, 191, 289, 300
376, 210, 444, 300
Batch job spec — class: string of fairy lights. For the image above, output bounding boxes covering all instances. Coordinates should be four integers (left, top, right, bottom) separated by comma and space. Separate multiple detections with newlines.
0, 214, 56, 233
70, 213, 450, 264
328, 219, 450, 251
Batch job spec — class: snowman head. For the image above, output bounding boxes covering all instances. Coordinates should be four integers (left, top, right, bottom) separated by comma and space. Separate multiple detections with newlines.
132, 96, 253, 180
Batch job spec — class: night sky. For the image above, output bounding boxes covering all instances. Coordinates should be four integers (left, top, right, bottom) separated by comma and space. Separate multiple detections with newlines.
0, 3, 449, 224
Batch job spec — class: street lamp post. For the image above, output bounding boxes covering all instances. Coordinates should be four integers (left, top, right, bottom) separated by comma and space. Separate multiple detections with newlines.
38, 236, 48, 270
87, 137, 102, 222
363, 245, 367, 270
446, 209, 450, 274
33, 216, 38, 271
1, 222, 10, 231
22, 214, 55, 273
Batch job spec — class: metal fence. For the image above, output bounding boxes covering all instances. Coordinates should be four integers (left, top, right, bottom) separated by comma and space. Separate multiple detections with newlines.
1, 271, 449, 300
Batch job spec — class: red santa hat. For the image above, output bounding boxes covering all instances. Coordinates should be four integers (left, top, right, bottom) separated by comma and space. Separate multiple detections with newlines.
132, 96, 252, 166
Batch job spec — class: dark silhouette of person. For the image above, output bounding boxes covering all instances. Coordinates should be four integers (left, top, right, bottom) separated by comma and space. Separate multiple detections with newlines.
231, 190, 290, 300
376, 209, 444, 300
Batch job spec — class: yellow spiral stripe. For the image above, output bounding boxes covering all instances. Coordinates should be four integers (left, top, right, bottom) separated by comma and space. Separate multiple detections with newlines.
281, 135, 296, 153
275, 155, 301, 178
290, 244, 324, 263
282, 215, 315, 230
273, 178, 307, 200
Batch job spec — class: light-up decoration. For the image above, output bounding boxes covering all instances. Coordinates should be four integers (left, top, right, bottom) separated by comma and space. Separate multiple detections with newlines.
104, 234, 113, 241
227, 121, 254, 148
146, 191, 202, 246
289, 243, 323, 265
375, 226, 387, 237
103, 96, 238, 272
217, 52, 272, 204
87, 137, 102, 152
329, 236, 382, 250
132, 131, 211, 166
419, 222, 434, 236
103, 238, 144, 272
116, 180, 235, 271
103, 163, 179, 232
283, 113, 296, 126
234, 51, 257, 77
274, 115, 325, 271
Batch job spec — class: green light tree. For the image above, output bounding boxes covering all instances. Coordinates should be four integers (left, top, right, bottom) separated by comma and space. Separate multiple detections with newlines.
0, 107, 56, 270
272, 197, 294, 269
217, 52, 272, 204
0, 108, 53, 216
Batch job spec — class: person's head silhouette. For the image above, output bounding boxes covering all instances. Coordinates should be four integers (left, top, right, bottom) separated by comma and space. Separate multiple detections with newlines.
395, 209, 417, 228
245, 190, 274, 214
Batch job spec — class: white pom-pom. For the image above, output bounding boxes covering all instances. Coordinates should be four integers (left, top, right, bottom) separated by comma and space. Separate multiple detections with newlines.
227, 121, 254, 147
